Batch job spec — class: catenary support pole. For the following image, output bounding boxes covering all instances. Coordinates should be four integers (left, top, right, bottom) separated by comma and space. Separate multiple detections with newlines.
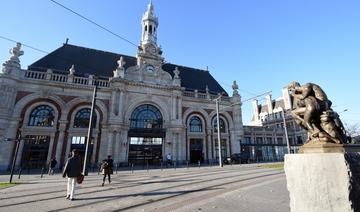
83, 83, 97, 175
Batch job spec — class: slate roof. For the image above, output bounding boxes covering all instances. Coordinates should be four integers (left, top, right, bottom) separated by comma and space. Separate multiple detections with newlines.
28, 44, 228, 96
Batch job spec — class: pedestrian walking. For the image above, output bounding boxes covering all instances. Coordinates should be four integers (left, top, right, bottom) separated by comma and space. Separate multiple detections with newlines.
100, 155, 113, 186
62, 149, 82, 201
48, 157, 57, 175
166, 153, 172, 167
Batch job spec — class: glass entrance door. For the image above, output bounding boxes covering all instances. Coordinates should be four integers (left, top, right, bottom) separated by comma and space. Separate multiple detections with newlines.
190, 139, 203, 163
128, 137, 163, 165
21, 135, 50, 169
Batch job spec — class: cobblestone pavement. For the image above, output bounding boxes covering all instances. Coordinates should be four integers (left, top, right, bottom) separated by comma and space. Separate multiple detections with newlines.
0, 164, 290, 212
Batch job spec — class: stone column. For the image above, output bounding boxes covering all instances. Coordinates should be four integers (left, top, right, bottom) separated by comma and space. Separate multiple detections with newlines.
46, 134, 56, 164
107, 131, 114, 156
207, 130, 212, 160
55, 121, 67, 166
114, 131, 121, 163
110, 89, 116, 116
15, 138, 25, 167
118, 90, 124, 120
0, 120, 19, 170
91, 132, 98, 163
119, 130, 128, 162
98, 128, 109, 162
65, 136, 72, 159
165, 132, 173, 158
171, 132, 177, 161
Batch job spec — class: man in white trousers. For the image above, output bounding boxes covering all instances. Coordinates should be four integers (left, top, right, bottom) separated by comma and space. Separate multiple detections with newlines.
62, 149, 82, 201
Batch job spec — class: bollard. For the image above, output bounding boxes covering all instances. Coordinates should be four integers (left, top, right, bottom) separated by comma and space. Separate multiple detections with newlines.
147, 161, 149, 173
97, 163, 100, 175
173, 161, 176, 170
161, 161, 163, 171
187, 161, 189, 169
198, 160, 201, 168
131, 163, 134, 174
116, 163, 118, 174
18, 168, 22, 179
41, 167, 45, 178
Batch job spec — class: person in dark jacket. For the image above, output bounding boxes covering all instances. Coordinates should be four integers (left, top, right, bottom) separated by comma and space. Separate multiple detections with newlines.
62, 149, 82, 201
48, 157, 57, 175
101, 155, 113, 186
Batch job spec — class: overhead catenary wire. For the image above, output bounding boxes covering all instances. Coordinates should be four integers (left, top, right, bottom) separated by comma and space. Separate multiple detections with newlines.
0, 35, 49, 54
49, 0, 139, 48
0, 35, 114, 76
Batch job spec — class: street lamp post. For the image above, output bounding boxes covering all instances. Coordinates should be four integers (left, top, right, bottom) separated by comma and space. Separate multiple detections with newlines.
215, 97, 223, 167
281, 107, 291, 154
83, 83, 98, 176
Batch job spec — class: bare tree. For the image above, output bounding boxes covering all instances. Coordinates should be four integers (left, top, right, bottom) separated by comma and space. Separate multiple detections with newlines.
344, 122, 360, 143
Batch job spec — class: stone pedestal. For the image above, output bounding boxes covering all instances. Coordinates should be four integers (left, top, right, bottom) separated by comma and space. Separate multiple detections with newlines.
284, 152, 360, 212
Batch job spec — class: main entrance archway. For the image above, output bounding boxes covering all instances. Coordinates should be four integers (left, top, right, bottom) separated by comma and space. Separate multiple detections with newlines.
128, 104, 165, 165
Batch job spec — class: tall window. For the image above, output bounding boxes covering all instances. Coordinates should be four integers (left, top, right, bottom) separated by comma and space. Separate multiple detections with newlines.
213, 118, 226, 133
28, 105, 55, 127
189, 116, 202, 132
130, 104, 163, 129
73, 108, 97, 128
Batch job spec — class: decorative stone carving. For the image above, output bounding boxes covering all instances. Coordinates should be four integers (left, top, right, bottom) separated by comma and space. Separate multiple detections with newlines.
173, 67, 180, 79
2, 43, 23, 75
232, 80, 239, 96
172, 67, 181, 86
113, 57, 126, 78
69, 64, 75, 75
288, 81, 348, 145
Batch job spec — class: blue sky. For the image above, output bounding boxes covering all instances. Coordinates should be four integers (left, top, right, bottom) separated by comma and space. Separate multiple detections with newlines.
1, 0, 359, 126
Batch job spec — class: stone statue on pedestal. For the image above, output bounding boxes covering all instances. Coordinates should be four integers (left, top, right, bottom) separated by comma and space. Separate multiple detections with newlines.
2, 42, 24, 75
287, 81, 348, 145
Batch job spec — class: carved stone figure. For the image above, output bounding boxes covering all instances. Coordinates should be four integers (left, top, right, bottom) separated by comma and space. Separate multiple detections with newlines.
232, 80, 239, 95
288, 81, 348, 144
2, 42, 24, 74
113, 57, 126, 78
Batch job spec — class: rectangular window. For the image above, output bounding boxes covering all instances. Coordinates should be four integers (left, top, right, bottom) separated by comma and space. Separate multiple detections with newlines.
266, 137, 272, 144
72, 136, 86, 145
256, 137, 263, 144
277, 137, 283, 144
244, 137, 251, 144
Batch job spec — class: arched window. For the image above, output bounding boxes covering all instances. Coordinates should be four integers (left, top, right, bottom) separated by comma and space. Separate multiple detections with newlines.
149, 25, 153, 34
28, 105, 55, 127
189, 116, 202, 132
73, 108, 97, 128
145, 25, 147, 31
130, 104, 163, 129
214, 118, 226, 133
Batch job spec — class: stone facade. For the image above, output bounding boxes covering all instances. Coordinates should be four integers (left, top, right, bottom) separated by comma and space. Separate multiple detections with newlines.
242, 89, 307, 162
0, 2, 244, 170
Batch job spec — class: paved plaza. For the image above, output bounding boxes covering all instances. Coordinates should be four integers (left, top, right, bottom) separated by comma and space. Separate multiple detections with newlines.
0, 164, 289, 212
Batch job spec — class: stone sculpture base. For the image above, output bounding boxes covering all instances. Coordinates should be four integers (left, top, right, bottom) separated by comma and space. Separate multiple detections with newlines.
299, 143, 360, 153
284, 152, 360, 212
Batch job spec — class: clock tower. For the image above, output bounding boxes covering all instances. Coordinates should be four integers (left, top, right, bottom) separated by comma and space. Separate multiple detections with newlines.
137, 0, 164, 69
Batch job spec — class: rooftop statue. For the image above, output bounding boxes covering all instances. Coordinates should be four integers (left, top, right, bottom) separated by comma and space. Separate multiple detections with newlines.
287, 81, 348, 144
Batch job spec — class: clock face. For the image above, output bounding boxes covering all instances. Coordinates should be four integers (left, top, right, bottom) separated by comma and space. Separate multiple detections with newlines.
145, 65, 155, 73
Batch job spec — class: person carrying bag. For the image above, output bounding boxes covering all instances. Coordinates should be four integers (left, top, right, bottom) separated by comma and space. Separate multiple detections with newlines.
100, 155, 113, 186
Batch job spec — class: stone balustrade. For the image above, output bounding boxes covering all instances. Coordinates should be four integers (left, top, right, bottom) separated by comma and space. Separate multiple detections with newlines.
23, 69, 110, 87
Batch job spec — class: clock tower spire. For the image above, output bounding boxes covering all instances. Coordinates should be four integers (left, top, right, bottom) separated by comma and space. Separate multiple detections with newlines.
141, 0, 158, 46
137, 1, 164, 67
